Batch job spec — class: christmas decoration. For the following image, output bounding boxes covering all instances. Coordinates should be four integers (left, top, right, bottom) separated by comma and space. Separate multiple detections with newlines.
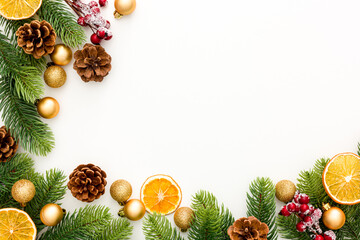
140, 174, 182, 215
110, 179, 132, 205
11, 179, 36, 207
114, 0, 136, 18
0, 208, 37, 240
16, 20, 56, 59
174, 207, 194, 232
119, 199, 146, 221
227, 216, 269, 240
67, 163, 107, 202
322, 152, 360, 205
322, 203, 346, 230
73, 43, 112, 82
36, 97, 60, 119
40, 203, 65, 226
44, 65, 67, 88
0, 0, 41, 20
50, 44, 73, 66
275, 180, 296, 203
0, 126, 18, 162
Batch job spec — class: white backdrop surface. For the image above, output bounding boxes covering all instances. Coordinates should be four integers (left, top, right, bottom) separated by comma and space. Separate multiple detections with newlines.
6, 0, 360, 239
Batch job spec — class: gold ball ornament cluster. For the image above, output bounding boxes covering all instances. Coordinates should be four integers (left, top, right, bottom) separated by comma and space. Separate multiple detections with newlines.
50, 44, 73, 66
40, 203, 65, 226
174, 207, 194, 232
44, 65, 67, 88
119, 199, 146, 221
11, 179, 36, 207
322, 203, 346, 230
275, 180, 296, 203
110, 179, 132, 205
114, 0, 136, 18
37, 97, 60, 119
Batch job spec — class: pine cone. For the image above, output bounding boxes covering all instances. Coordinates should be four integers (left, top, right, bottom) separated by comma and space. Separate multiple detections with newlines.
228, 216, 269, 240
16, 20, 56, 59
67, 164, 107, 202
0, 126, 18, 162
73, 43, 112, 82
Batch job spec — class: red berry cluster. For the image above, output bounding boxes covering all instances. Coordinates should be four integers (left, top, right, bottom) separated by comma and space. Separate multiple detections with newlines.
280, 191, 336, 240
65, 0, 112, 45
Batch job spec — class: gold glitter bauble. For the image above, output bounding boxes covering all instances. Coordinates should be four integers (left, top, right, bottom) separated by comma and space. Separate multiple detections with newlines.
114, 0, 136, 18
174, 207, 194, 232
11, 179, 36, 207
275, 180, 296, 203
37, 97, 60, 119
322, 203, 346, 230
50, 44, 72, 66
40, 203, 65, 226
110, 179, 132, 205
44, 65, 67, 88
122, 199, 145, 221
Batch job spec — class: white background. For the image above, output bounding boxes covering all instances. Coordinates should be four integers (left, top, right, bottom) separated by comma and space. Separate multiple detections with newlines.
7, 0, 360, 239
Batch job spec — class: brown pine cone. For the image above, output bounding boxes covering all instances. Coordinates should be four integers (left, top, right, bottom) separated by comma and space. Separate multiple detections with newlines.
68, 164, 107, 202
228, 216, 269, 240
0, 126, 18, 162
16, 20, 56, 59
73, 43, 112, 82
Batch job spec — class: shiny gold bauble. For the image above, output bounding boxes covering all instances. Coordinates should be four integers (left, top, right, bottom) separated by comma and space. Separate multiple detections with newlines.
11, 179, 36, 207
174, 207, 194, 232
50, 44, 72, 66
110, 179, 132, 205
275, 180, 296, 203
114, 0, 136, 17
37, 97, 60, 119
40, 203, 65, 226
121, 199, 145, 221
322, 203, 346, 230
44, 65, 67, 88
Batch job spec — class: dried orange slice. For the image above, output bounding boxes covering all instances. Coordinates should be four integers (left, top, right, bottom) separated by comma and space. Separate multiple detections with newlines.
0, 0, 42, 20
140, 174, 182, 215
323, 152, 360, 205
0, 208, 36, 240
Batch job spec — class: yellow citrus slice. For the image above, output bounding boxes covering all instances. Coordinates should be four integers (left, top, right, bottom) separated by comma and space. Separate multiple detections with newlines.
0, 0, 42, 20
323, 152, 360, 205
140, 174, 182, 215
0, 208, 36, 240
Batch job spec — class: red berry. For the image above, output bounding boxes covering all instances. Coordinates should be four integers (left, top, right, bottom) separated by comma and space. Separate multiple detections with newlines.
280, 206, 291, 217
97, 29, 106, 39
89, 1, 98, 8
287, 203, 296, 212
296, 222, 306, 232
298, 213, 306, 220
303, 216, 312, 225
314, 235, 324, 240
91, 7, 100, 15
99, 0, 107, 7
84, 14, 92, 24
90, 33, 102, 44
300, 204, 309, 213
77, 17, 86, 26
308, 205, 315, 214
105, 31, 112, 40
299, 195, 310, 204
105, 20, 111, 29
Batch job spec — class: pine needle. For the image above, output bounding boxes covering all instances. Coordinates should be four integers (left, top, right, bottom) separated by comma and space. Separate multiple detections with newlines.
143, 213, 184, 240
95, 218, 133, 240
277, 215, 311, 240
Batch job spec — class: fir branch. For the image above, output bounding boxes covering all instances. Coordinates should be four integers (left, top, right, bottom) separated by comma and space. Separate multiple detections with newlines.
37, 0, 86, 48
297, 158, 330, 208
246, 177, 278, 240
0, 17, 31, 43
39, 205, 112, 240
277, 215, 311, 240
94, 218, 133, 240
142, 213, 184, 240
0, 77, 55, 156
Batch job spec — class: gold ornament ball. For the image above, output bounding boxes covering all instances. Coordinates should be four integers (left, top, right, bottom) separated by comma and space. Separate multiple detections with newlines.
11, 179, 36, 207
44, 65, 67, 88
322, 203, 346, 230
37, 97, 60, 119
50, 44, 73, 66
40, 203, 64, 226
110, 179, 132, 205
174, 207, 194, 232
114, 0, 136, 17
122, 199, 145, 221
275, 180, 296, 203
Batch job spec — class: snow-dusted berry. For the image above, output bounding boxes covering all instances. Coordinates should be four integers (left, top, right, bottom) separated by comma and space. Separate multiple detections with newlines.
91, 33, 102, 44
296, 222, 306, 232
99, 0, 107, 7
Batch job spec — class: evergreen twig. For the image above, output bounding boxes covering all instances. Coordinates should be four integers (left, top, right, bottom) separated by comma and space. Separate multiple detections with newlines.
277, 215, 311, 240
94, 218, 133, 240
143, 213, 184, 240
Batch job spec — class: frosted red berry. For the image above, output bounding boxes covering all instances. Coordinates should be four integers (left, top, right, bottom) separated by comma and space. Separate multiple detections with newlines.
91, 7, 100, 15
89, 1, 98, 8
84, 14, 92, 24
287, 203, 296, 212
300, 204, 309, 213
97, 29, 106, 39
280, 206, 291, 217
77, 17, 86, 26
105, 32, 113, 40
299, 195, 310, 204
99, 0, 107, 7
314, 235, 324, 240
105, 20, 111, 29
296, 222, 306, 232
91, 33, 102, 44
303, 216, 312, 225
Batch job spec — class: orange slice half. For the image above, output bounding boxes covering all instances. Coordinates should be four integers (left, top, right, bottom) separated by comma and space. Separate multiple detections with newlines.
0, 208, 37, 240
140, 174, 182, 215
323, 152, 360, 205
0, 0, 42, 20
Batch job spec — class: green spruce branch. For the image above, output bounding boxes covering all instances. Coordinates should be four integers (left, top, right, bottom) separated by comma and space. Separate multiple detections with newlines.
246, 177, 278, 240
143, 213, 184, 240
94, 218, 133, 240
277, 215, 311, 240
